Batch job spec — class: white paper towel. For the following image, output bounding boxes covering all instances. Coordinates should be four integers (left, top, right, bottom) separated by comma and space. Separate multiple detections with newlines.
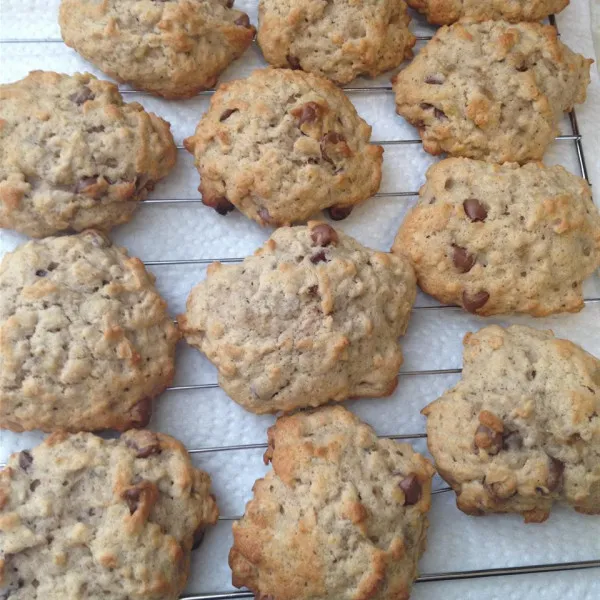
0, 1, 599, 598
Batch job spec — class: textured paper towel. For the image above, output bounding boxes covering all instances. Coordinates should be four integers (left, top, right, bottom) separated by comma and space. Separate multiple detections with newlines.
0, 1, 599, 598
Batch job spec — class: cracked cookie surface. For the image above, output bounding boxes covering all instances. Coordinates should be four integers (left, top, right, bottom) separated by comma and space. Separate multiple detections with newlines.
423, 325, 600, 522
0, 71, 176, 238
257, 0, 415, 84
393, 159, 600, 317
0, 230, 179, 432
59, 0, 255, 99
392, 21, 592, 163
406, 0, 569, 24
229, 406, 435, 600
184, 68, 383, 226
179, 223, 416, 414
0, 430, 218, 600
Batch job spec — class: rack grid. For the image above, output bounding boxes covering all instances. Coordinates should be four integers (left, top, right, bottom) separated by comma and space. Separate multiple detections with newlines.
1, 9, 599, 600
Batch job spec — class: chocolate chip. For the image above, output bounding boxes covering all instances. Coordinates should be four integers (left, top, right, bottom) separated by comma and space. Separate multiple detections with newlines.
35, 269, 47, 277
219, 108, 239, 122
474, 425, 503, 455
425, 74, 445, 85
125, 431, 161, 458
192, 527, 205, 550
75, 176, 98, 193
452, 245, 475, 273
204, 196, 235, 216
234, 14, 251, 27
30, 479, 41, 492
310, 250, 327, 264
69, 86, 95, 106
462, 290, 489, 313
19, 450, 33, 471
258, 207, 275, 225
286, 54, 301, 70
291, 101, 321, 126
307, 285, 319, 296
128, 398, 152, 428
134, 174, 154, 192
87, 125, 105, 133
420, 102, 434, 110
503, 430, 523, 451
320, 131, 348, 165
399, 474, 421, 505
547, 457, 564, 492
434, 108, 448, 120
123, 487, 142, 514
463, 198, 488, 222
310, 224, 338, 247
516, 64, 528, 72
82, 229, 109, 248
328, 205, 353, 221
321, 131, 345, 147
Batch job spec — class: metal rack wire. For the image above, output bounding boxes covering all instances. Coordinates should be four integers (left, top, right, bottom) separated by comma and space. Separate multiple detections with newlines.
1, 10, 599, 600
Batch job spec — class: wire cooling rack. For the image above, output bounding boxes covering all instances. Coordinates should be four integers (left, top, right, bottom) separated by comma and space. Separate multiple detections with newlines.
1, 7, 599, 600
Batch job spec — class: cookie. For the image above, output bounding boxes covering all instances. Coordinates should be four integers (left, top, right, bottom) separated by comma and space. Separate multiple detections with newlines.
184, 68, 383, 226
392, 21, 592, 164
257, 0, 415, 84
0, 230, 179, 432
59, 0, 255, 99
422, 325, 600, 522
229, 406, 435, 600
0, 71, 176, 238
406, 0, 570, 24
179, 222, 416, 414
393, 159, 600, 316
0, 430, 218, 599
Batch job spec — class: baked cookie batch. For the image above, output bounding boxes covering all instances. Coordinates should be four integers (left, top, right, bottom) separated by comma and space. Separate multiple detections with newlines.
0, 1, 598, 599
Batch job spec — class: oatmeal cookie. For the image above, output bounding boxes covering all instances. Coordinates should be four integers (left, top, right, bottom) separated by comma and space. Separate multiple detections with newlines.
230, 406, 435, 600
392, 21, 592, 163
0, 430, 218, 599
423, 325, 600, 522
393, 159, 600, 316
59, 0, 255, 99
179, 223, 416, 413
0, 230, 179, 432
0, 71, 176, 238
184, 68, 383, 226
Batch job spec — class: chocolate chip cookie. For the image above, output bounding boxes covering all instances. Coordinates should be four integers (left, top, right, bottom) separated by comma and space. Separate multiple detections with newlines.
423, 325, 600, 523
392, 21, 592, 163
229, 406, 435, 600
257, 0, 415, 84
179, 223, 416, 414
0, 230, 179, 432
184, 68, 383, 226
0, 71, 176, 238
406, 0, 570, 24
393, 159, 600, 316
0, 430, 218, 599
59, 0, 255, 99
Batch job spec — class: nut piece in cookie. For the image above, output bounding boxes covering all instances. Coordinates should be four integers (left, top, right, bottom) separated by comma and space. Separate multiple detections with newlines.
59, 0, 255, 99
257, 0, 415, 84
0, 71, 176, 238
392, 21, 592, 163
184, 68, 383, 226
179, 222, 416, 414
393, 159, 600, 317
406, 0, 569, 25
229, 406, 435, 600
0, 430, 218, 600
422, 325, 600, 522
0, 231, 179, 432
